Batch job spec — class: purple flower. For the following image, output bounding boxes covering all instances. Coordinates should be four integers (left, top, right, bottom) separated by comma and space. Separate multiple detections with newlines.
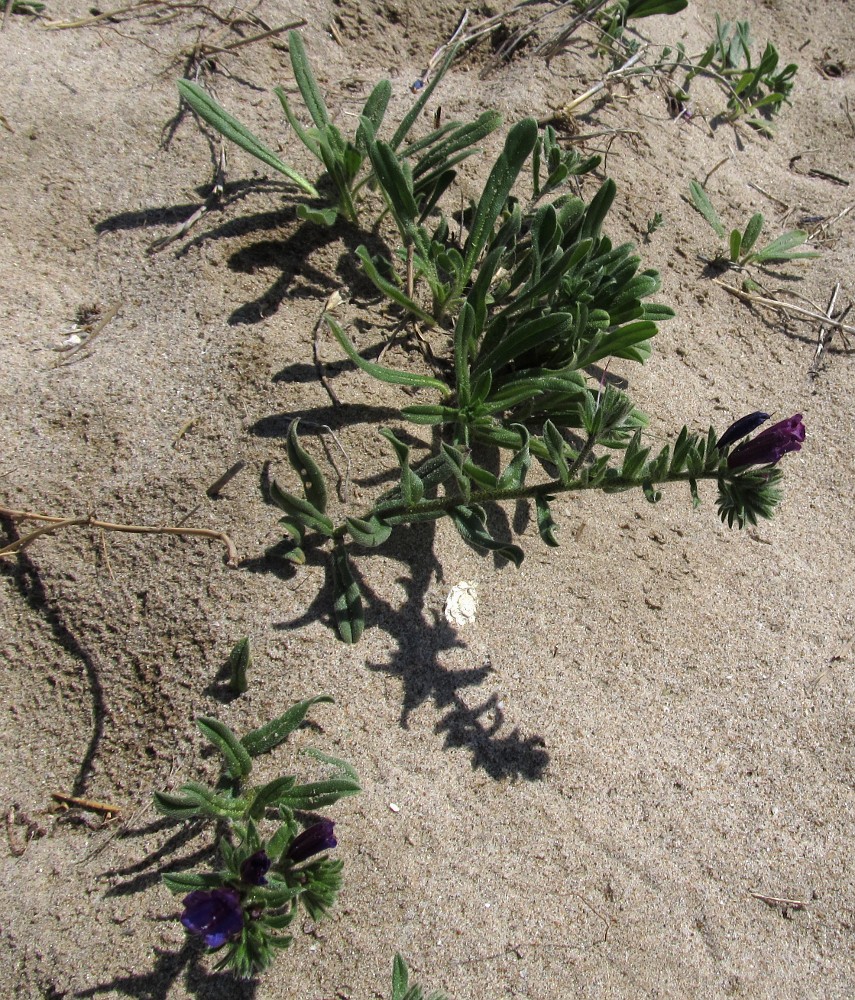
727, 413, 805, 469
180, 887, 243, 948
239, 850, 271, 886
286, 820, 337, 863
716, 411, 770, 451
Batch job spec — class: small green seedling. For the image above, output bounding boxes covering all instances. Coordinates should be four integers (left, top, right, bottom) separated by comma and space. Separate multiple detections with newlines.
688, 180, 819, 268
646, 211, 664, 237
680, 16, 797, 134
226, 636, 251, 694
391, 953, 448, 1000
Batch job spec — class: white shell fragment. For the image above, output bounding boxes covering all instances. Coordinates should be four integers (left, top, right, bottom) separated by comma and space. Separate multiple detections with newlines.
445, 580, 478, 627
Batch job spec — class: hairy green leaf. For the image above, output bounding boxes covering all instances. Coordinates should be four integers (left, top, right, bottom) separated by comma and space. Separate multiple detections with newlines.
177, 80, 318, 197
331, 542, 364, 643
197, 717, 253, 779
241, 695, 335, 757
287, 418, 328, 514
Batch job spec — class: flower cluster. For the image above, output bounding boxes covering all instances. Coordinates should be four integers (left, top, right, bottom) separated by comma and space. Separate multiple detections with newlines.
179, 821, 338, 954
718, 412, 805, 468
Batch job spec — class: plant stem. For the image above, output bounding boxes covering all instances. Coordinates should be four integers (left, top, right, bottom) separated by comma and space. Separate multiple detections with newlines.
330, 467, 726, 541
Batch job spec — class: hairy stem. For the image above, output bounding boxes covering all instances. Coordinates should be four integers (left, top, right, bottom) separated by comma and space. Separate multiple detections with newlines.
330, 466, 727, 541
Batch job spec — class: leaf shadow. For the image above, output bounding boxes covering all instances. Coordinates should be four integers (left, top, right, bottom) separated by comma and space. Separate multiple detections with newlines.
75, 937, 257, 1000
271, 518, 550, 782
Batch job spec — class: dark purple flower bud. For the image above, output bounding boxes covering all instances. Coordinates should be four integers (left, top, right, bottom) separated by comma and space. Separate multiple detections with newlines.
240, 849, 271, 886
716, 411, 770, 451
286, 820, 337, 863
180, 887, 243, 949
728, 413, 805, 469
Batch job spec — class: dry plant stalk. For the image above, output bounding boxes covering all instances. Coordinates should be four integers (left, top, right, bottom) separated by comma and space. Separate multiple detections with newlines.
0, 504, 238, 564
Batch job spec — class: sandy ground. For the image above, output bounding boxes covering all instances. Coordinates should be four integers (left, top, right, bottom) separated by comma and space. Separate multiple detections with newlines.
1, 1, 853, 997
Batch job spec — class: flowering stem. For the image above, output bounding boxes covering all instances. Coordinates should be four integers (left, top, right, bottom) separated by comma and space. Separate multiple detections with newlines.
330, 467, 731, 541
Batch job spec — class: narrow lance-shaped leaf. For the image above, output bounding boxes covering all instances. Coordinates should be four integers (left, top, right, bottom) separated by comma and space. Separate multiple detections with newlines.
249, 775, 298, 819
392, 954, 409, 1000
754, 230, 819, 262
440, 442, 472, 500
331, 541, 364, 644
354, 247, 437, 327
241, 695, 335, 758
449, 504, 525, 566
462, 118, 538, 287
196, 717, 253, 779
543, 420, 572, 485
177, 80, 318, 197
379, 428, 425, 504
346, 514, 392, 547
327, 315, 447, 392
497, 425, 531, 490
279, 777, 361, 811
355, 79, 392, 152
152, 791, 204, 819
579, 178, 617, 240
288, 30, 331, 129
162, 872, 225, 895
535, 494, 560, 547
390, 41, 459, 150
173, 781, 247, 819
287, 418, 328, 513
729, 228, 742, 262
410, 110, 502, 179
226, 636, 251, 694
454, 302, 475, 407
368, 139, 419, 227
688, 180, 726, 238
270, 479, 334, 536
741, 212, 764, 256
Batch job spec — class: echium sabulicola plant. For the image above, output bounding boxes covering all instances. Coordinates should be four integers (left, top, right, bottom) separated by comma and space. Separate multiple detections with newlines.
267, 119, 806, 643
270, 407, 804, 643
154, 696, 360, 978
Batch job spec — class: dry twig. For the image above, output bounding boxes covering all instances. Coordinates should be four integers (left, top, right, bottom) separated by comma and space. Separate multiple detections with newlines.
52, 793, 122, 817
0, 505, 238, 565
749, 890, 809, 911
313, 291, 345, 408
714, 280, 855, 339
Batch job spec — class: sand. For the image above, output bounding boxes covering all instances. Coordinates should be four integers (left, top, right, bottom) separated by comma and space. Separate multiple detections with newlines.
0, 1, 853, 997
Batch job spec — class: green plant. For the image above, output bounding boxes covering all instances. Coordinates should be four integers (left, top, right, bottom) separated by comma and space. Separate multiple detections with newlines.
178, 31, 500, 226
271, 403, 800, 643
391, 953, 448, 1000
688, 180, 820, 268
155, 698, 360, 977
678, 16, 798, 134
646, 211, 664, 237
343, 118, 664, 454
256, 116, 806, 643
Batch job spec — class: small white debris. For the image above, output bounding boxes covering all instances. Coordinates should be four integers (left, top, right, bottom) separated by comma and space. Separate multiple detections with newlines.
388, 802, 400, 813
62, 333, 82, 347
445, 580, 478, 627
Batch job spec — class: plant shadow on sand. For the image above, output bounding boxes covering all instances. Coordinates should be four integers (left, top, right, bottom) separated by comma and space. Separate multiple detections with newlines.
76, 938, 257, 1000
77, 820, 249, 999
96, 184, 391, 326
242, 418, 550, 782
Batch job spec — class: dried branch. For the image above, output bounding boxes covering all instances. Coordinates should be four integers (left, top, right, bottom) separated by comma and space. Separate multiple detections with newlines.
0, 505, 238, 565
